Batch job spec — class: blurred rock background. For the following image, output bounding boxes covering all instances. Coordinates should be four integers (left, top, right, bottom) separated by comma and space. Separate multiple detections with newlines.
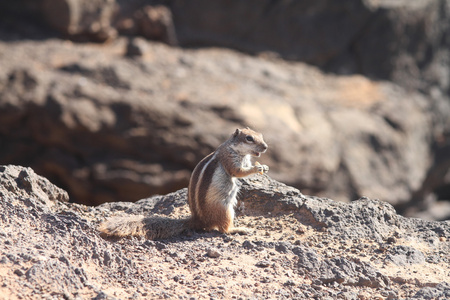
0, 0, 449, 220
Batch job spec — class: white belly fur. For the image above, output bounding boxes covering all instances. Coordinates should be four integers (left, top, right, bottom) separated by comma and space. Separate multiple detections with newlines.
207, 165, 239, 209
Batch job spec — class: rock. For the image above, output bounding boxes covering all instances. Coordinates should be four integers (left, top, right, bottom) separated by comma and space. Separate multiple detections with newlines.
165, 0, 372, 66
241, 176, 398, 243
157, 0, 450, 92
41, 0, 117, 41
384, 245, 426, 266
5, 0, 450, 99
406, 140, 450, 220
126, 37, 148, 57
294, 246, 322, 272
294, 246, 389, 288
320, 257, 389, 288
0, 165, 69, 205
424, 282, 450, 299
0, 165, 449, 298
136, 5, 177, 46
274, 242, 293, 254
206, 248, 221, 258
25, 259, 86, 294
0, 34, 438, 214
413, 282, 450, 299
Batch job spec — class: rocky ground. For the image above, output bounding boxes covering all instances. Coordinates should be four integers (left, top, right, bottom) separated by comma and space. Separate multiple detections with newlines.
1, 165, 448, 299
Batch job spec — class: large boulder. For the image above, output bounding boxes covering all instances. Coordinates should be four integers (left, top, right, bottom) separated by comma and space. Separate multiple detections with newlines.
0, 35, 436, 213
1, 0, 449, 218
4, 0, 450, 92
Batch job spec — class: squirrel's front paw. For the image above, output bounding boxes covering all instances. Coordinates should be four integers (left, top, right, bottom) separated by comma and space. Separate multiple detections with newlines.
255, 162, 269, 175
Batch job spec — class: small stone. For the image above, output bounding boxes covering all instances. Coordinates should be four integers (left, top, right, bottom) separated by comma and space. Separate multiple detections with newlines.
284, 280, 295, 286
297, 225, 307, 234
387, 237, 396, 244
93, 291, 109, 300
206, 249, 221, 258
222, 236, 233, 242
0, 256, 9, 264
154, 241, 166, 250
242, 240, 255, 250
256, 260, 270, 268
126, 37, 148, 57
173, 275, 185, 283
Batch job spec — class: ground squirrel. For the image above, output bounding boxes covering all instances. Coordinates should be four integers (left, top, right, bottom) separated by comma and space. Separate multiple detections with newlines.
99, 128, 269, 240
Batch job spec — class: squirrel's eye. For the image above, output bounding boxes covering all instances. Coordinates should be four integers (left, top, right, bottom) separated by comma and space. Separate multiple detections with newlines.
246, 136, 254, 142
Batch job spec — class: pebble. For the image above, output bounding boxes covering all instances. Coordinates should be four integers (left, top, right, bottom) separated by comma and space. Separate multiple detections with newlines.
387, 237, 396, 244
255, 260, 270, 268
206, 249, 221, 258
126, 37, 148, 57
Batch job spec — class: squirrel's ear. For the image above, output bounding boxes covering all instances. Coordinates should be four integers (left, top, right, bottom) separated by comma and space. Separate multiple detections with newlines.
233, 128, 241, 137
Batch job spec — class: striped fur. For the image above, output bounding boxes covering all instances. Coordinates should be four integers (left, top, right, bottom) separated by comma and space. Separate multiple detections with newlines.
187, 128, 268, 233
188, 152, 217, 219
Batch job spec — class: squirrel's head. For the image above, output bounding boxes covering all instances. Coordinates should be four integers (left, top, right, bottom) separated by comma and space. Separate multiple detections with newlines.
231, 127, 268, 157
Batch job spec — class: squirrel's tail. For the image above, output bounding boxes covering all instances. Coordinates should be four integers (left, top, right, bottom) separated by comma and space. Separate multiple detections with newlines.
98, 215, 191, 240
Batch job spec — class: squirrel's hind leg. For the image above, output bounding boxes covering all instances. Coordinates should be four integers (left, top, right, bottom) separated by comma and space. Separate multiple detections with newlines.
218, 210, 252, 235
